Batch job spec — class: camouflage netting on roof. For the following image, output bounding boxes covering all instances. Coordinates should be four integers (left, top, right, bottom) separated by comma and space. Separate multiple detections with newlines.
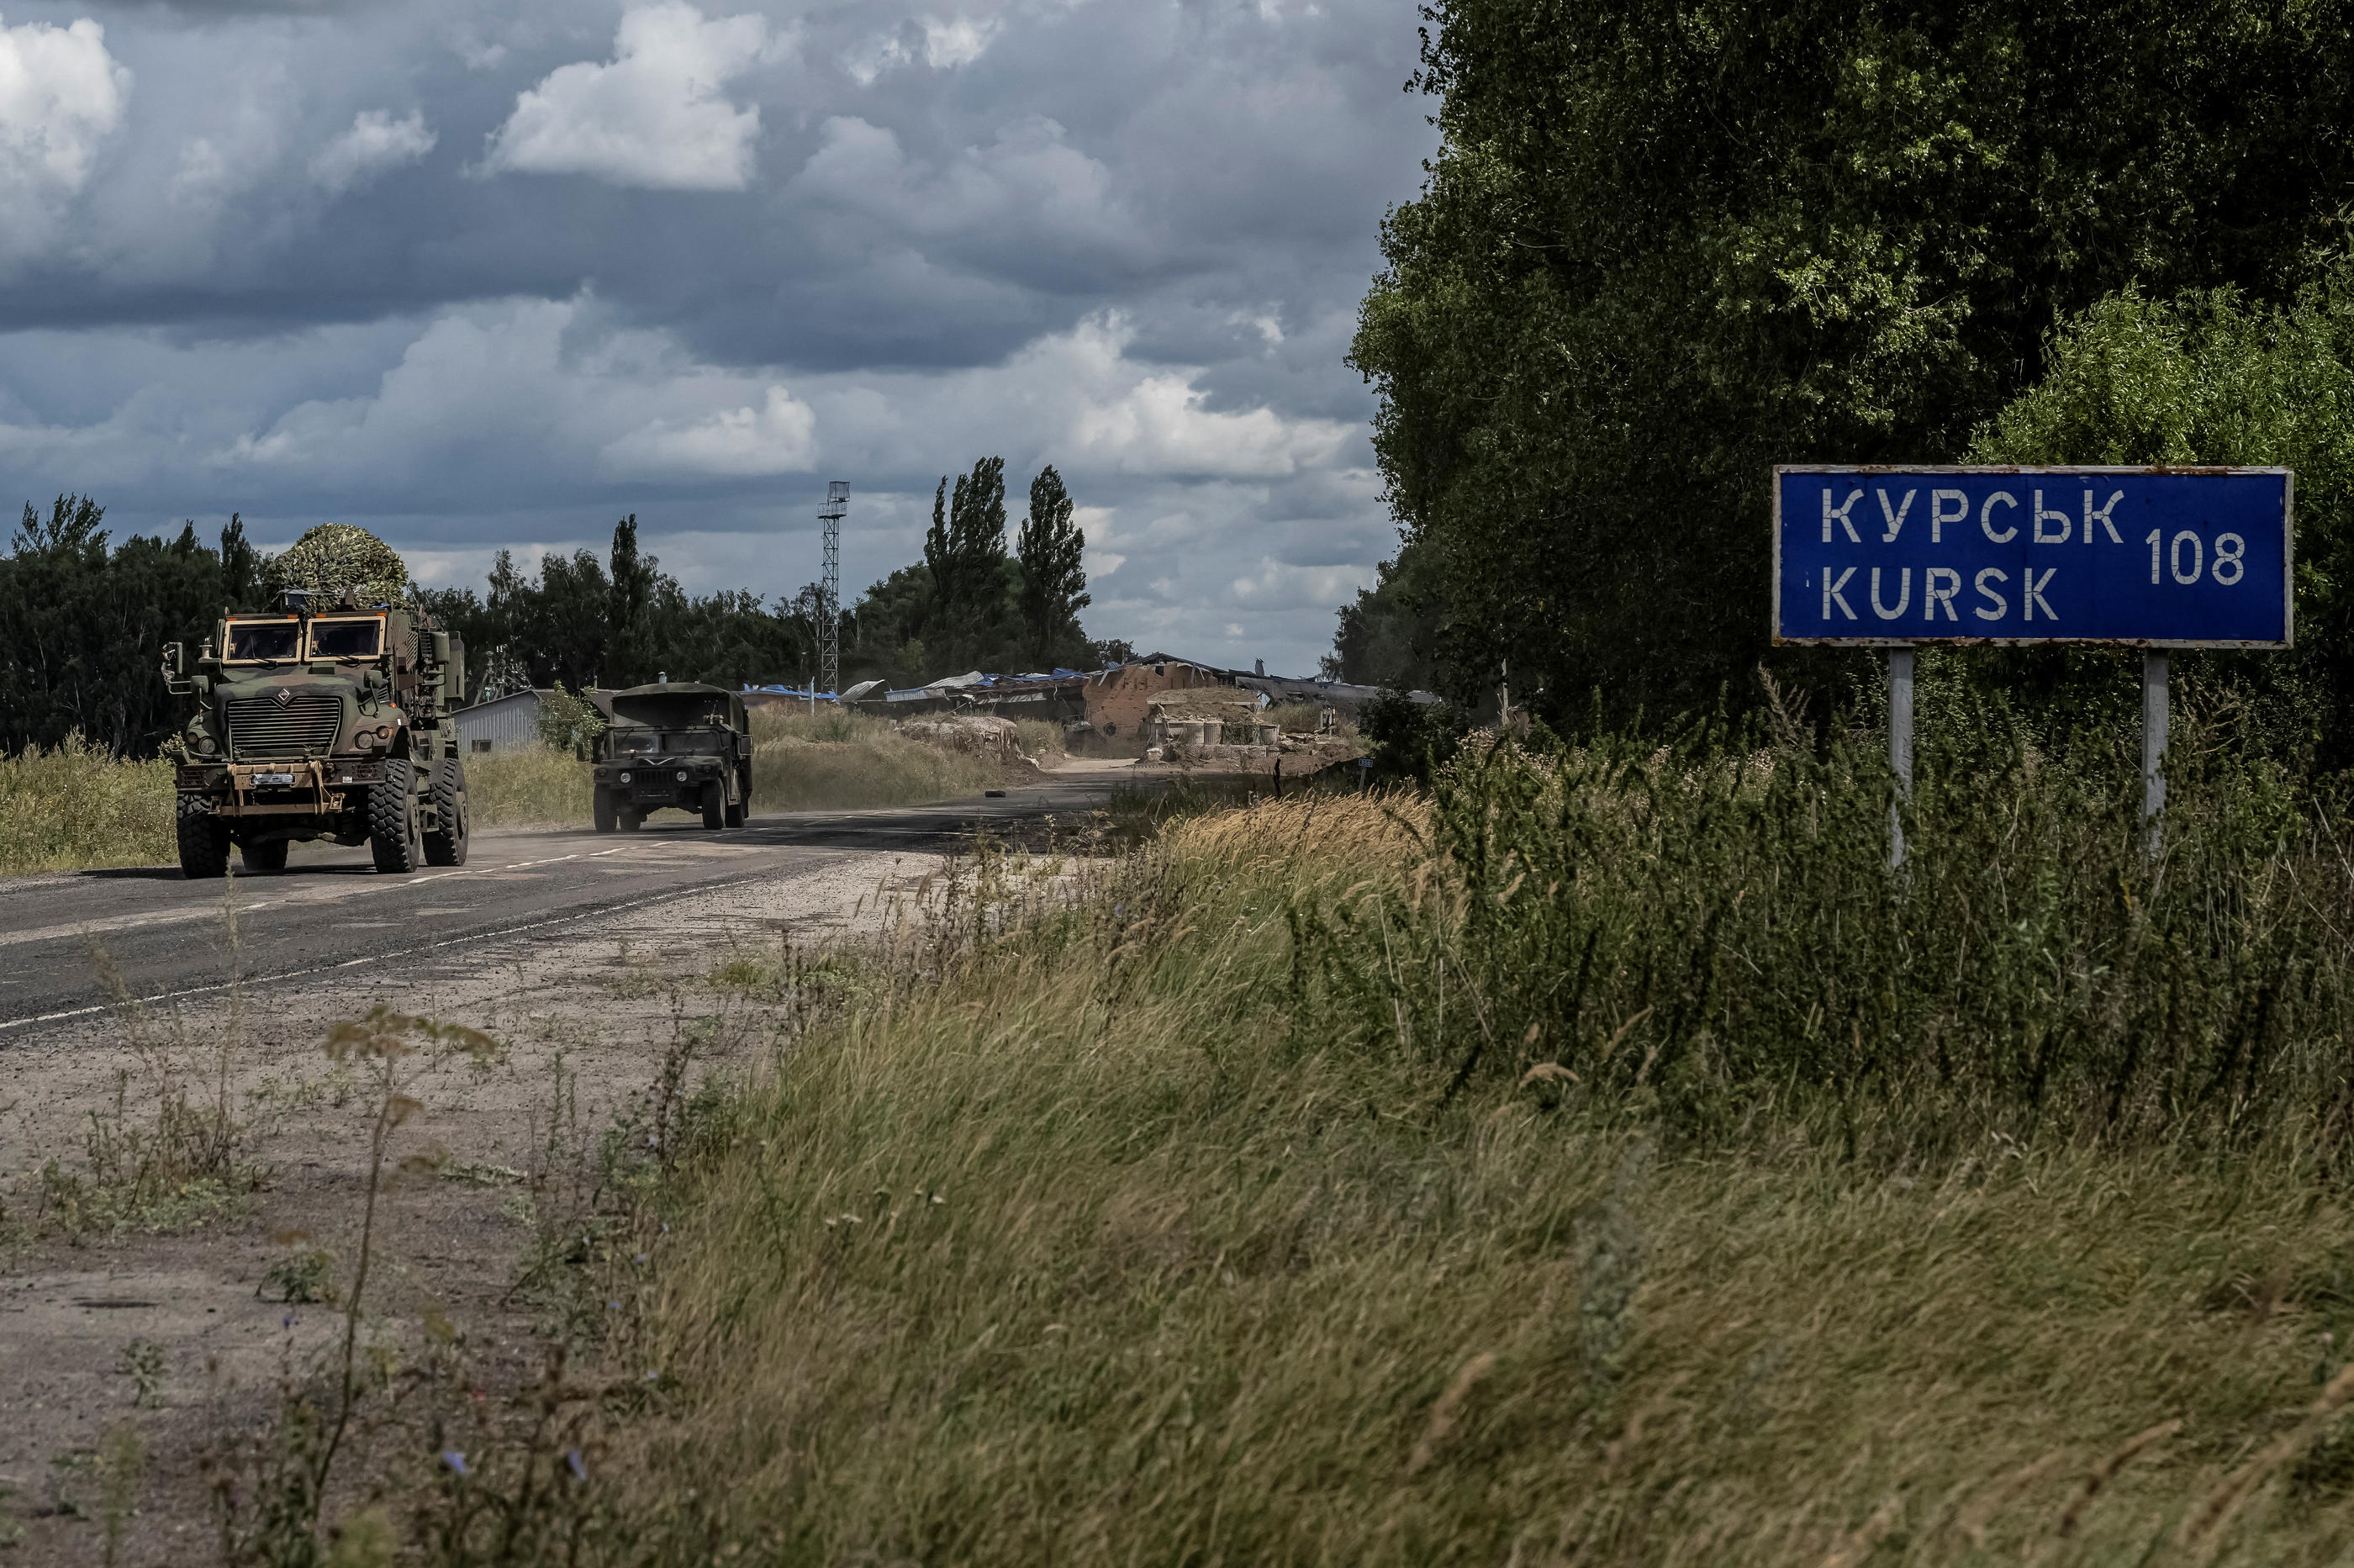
263, 524, 412, 604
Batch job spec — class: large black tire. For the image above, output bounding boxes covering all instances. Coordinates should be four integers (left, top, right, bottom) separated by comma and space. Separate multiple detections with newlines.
240, 837, 289, 874
619, 806, 641, 832
701, 780, 725, 830
594, 786, 617, 833
369, 758, 422, 874
423, 758, 468, 866
724, 793, 745, 828
176, 794, 230, 879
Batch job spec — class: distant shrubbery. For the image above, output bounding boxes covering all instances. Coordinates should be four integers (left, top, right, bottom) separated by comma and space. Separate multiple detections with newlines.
0, 733, 175, 874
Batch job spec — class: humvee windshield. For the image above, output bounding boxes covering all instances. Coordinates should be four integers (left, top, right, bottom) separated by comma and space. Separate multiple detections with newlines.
607, 730, 729, 755
308, 617, 384, 659
225, 620, 302, 663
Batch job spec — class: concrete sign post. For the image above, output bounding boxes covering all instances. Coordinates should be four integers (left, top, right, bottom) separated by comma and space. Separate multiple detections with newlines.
1772, 467, 2293, 865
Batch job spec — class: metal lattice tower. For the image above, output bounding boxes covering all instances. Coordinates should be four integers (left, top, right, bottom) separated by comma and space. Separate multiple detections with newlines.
817, 481, 848, 696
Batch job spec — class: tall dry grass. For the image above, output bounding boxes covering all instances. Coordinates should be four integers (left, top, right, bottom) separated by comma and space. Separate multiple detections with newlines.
461, 745, 598, 827
749, 705, 1001, 812
585, 782, 2354, 1564
0, 733, 175, 874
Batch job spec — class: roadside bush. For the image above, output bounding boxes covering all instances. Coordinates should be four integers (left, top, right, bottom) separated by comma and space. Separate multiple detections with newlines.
1292, 700, 2353, 1152
0, 732, 174, 874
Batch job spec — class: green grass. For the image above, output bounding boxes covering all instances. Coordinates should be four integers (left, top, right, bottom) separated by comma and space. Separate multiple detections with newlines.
552, 723, 2354, 1565
462, 744, 597, 827
0, 712, 1021, 873
0, 733, 175, 874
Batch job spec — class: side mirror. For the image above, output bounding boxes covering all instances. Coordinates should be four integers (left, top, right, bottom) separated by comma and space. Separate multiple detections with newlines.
161, 642, 193, 694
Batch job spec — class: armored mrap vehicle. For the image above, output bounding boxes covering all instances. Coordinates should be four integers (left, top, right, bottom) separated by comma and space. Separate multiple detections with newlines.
590, 683, 752, 832
161, 589, 469, 878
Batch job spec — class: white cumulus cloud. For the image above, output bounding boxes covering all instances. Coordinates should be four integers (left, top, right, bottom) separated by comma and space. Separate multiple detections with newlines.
310, 108, 435, 195
602, 385, 817, 478
922, 17, 998, 68
0, 13, 128, 256
482, 2, 773, 191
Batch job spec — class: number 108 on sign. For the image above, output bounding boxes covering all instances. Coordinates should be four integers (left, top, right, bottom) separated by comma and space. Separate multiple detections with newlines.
1771, 467, 2292, 647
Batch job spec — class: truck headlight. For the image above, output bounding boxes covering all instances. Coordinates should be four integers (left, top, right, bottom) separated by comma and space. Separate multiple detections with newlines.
352, 731, 375, 749
618, 771, 632, 784
676, 769, 688, 782
195, 735, 216, 756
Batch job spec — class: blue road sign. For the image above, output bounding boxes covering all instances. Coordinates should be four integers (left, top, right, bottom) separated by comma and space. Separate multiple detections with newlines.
1772, 467, 2292, 647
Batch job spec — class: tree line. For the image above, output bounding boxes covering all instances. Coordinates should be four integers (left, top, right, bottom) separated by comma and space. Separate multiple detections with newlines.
0, 457, 1111, 757
1343, 0, 2354, 763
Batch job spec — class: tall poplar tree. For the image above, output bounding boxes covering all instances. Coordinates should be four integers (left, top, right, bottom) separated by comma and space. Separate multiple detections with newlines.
1016, 464, 1089, 667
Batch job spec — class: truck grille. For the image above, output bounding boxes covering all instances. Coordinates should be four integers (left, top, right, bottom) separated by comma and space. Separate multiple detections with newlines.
224, 694, 342, 758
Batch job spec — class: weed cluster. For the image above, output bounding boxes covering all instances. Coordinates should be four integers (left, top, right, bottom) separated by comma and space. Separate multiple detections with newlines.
1292, 705, 2354, 1151
0, 731, 175, 874
36, 911, 261, 1237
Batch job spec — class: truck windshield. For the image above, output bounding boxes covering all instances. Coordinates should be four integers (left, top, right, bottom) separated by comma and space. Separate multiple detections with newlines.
224, 620, 301, 663
608, 731, 660, 755
308, 618, 383, 659
663, 732, 731, 753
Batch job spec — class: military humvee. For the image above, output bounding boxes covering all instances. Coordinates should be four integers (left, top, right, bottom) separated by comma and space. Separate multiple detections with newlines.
161, 589, 469, 878
590, 683, 752, 832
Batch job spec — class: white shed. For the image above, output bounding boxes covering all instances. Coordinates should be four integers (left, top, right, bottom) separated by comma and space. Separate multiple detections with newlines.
453, 689, 547, 756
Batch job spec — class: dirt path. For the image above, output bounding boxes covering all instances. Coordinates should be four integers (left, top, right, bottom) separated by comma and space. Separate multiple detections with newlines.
0, 844, 955, 1564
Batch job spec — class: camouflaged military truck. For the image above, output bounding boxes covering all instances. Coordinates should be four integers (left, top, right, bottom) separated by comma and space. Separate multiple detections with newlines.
590, 683, 752, 832
161, 589, 469, 877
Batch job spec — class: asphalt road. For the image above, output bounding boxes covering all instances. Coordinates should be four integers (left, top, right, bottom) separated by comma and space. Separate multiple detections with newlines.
0, 766, 1133, 1037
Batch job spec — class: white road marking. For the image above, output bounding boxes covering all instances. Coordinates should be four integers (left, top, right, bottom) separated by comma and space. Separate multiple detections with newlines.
0, 851, 604, 949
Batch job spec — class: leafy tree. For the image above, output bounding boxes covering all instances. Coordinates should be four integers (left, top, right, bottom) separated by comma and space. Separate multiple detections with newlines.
1962, 272, 2354, 763
534, 682, 606, 755
1327, 544, 1440, 689
0, 497, 248, 755
1016, 465, 1090, 668
1354, 0, 2354, 725
607, 513, 657, 688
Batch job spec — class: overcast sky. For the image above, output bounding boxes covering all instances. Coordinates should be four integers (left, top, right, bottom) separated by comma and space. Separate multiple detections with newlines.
0, 0, 1433, 675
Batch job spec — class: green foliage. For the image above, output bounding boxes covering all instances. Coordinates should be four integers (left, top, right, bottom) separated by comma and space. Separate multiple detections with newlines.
1294, 709, 2346, 1148
1966, 274, 2354, 760
0, 733, 175, 874
926, 457, 1009, 623
1016, 463, 1090, 668
1358, 687, 1466, 781
453, 529, 816, 697
1325, 541, 1439, 689
0, 499, 256, 755
1354, 0, 2354, 723
116, 1338, 165, 1408
534, 683, 606, 755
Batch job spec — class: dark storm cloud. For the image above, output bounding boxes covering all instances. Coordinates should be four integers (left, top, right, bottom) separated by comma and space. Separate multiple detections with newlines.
0, 0, 1433, 673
